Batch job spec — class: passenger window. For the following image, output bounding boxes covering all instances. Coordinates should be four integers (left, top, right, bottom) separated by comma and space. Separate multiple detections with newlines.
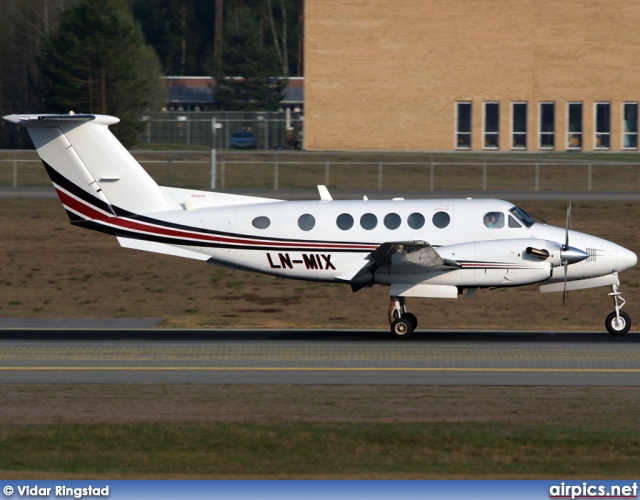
432, 211, 450, 228
483, 212, 504, 228
384, 213, 401, 230
298, 214, 316, 231
252, 216, 270, 229
508, 215, 522, 228
360, 213, 378, 230
337, 213, 354, 230
407, 212, 425, 230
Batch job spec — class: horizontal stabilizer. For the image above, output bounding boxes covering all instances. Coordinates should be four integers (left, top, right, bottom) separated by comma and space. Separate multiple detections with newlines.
117, 236, 209, 261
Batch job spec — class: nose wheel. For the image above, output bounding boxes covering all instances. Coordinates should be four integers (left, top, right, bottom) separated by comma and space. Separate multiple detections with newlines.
606, 281, 631, 336
388, 296, 418, 338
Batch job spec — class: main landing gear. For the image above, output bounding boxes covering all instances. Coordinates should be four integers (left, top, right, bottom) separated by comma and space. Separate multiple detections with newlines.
388, 296, 417, 338
605, 281, 631, 336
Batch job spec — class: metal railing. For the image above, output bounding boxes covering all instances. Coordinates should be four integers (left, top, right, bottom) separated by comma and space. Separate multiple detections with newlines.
1, 150, 640, 192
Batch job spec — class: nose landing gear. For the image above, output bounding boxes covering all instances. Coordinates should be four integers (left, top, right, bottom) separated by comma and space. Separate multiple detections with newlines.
388, 296, 417, 338
605, 280, 631, 336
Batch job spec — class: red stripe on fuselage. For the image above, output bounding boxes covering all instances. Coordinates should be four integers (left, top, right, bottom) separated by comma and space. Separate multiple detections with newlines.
56, 187, 378, 251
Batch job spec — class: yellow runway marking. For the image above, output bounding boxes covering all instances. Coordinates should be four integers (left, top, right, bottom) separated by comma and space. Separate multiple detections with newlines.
1, 367, 640, 373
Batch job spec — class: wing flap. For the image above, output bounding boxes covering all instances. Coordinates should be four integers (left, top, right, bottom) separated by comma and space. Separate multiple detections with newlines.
348, 240, 457, 292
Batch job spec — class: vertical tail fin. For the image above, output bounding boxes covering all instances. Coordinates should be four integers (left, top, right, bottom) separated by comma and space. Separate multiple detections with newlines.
3, 114, 175, 218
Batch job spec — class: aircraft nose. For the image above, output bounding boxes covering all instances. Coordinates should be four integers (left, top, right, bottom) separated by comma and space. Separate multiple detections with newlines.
617, 246, 638, 271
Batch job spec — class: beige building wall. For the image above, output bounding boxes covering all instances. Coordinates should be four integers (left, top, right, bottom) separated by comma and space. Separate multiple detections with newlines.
304, 0, 640, 151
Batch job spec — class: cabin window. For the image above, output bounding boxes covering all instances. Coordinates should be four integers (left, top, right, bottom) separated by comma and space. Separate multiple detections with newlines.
298, 214, 315, 231
483, 212, 504, 228
337, 213, 354, 230
384, 213, 401, 230
508, 215, 522, 228
360, 213, 378, 230
252, 216, 270, 229
407, 212, 425, 230
432, 211, 450, 228
509, 206, 535, 228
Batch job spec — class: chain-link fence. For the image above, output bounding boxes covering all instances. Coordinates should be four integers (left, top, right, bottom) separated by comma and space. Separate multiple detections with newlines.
139, 111, 304, 150
2, 150, 640, 192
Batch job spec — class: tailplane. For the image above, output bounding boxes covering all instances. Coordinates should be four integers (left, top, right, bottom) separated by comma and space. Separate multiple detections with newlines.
3, 114, 175, 220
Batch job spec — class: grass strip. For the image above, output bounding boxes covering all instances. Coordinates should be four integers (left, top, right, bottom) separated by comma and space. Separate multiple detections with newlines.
1, 422, 639, 477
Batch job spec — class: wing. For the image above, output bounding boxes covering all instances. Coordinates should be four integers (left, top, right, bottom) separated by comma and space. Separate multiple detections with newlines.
346, 240, 459, 292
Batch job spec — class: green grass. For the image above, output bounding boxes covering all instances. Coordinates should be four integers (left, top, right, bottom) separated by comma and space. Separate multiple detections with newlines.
1, 422, 639, 477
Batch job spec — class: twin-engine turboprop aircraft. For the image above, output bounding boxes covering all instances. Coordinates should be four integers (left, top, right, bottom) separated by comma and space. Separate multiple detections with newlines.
5, 113, 637, 337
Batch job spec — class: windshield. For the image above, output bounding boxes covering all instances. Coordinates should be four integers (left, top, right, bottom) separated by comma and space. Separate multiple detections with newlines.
509, 206, 535, 228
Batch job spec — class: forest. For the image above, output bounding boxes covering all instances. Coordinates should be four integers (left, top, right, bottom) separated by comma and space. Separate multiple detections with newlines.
0, 0, 303, 147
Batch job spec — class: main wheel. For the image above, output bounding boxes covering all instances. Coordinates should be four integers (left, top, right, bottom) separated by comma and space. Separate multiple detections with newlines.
605, 311, 631, 336
390, 317, 413, 338
403, 313, 418, 331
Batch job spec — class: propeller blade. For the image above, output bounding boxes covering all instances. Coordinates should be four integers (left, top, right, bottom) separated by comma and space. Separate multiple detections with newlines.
564, 202, 572, 250
562, 261, 568, 305
562, 202, 572, 306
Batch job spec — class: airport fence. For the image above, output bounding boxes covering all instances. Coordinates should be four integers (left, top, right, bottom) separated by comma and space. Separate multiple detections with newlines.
1, 150, 640, 193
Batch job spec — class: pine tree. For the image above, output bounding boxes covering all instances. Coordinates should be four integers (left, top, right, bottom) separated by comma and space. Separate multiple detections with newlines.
211, 5, 284, 111
40, 0, 165, 146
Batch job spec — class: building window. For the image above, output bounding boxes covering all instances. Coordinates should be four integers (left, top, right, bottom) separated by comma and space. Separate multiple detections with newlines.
567, 102, 583, 149
539, 102, 555, 149
595, 103, 611, 149
623, 103, 638, 149
456, 102, 472, 149
511, 102, 527, 149
484, 102, 499, 149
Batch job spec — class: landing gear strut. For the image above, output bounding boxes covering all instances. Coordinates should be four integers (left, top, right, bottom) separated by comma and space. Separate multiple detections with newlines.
605, 280, 631, 336
388, 296, 417, 338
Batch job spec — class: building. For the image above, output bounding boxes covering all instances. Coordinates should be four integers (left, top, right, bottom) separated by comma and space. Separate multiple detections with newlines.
304, 0, 640, 152
164, 76, 304, 114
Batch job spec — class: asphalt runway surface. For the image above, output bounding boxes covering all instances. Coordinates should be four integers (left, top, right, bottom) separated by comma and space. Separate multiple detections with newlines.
1, 328, 639, 386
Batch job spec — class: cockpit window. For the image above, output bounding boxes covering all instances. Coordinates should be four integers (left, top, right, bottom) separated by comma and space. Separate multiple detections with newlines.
509, 206, 535, 228
508, 215, 522, 228
483, 212, 504, 228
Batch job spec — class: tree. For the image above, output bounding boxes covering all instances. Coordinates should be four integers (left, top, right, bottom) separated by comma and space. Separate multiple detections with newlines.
211, 4, 284, 111
0, 0, 70, 148
40, 0, 165, 146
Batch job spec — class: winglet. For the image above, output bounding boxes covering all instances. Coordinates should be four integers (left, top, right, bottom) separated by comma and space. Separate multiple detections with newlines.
317, 185, 333, 201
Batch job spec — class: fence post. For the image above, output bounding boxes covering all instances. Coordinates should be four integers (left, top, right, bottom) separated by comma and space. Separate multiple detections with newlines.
482, 155, 487, 191
274, 158, 279, 190
378, 162, 383, 190
587, 163, 592, 191
535, 163, 540, 191
221, 157, 226, 190
325, 162, 330, 186
210, 149, 216, 190
429, 155, 434, 191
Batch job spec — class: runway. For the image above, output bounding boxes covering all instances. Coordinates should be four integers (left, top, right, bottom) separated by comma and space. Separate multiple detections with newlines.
1, 329, 639, 385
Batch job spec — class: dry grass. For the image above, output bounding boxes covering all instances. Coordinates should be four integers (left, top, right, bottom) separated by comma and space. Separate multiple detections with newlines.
0, 198, 638, 331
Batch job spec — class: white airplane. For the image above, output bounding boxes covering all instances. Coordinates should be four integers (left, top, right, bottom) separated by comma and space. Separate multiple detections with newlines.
5, 113, 637, 337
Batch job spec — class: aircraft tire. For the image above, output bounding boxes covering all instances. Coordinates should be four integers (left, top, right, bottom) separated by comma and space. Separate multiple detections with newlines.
403, 313, 418, 331
605, 311, 631, 336
390, 318, 413, 338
